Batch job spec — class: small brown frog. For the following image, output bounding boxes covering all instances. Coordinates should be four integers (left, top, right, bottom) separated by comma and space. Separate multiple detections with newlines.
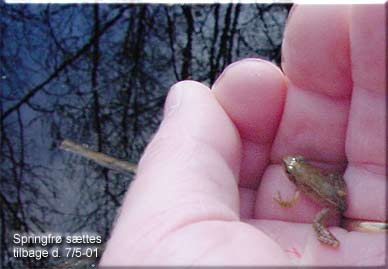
274, 155, 347, 248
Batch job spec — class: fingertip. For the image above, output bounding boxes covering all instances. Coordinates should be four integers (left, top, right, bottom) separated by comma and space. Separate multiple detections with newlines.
211, 59, 287, 187
212, 58, 284, 91
157, 80, 241, 174
135, 78, 242, 216
282, 5, 352, 97
212, 58, 287, 143
164, 80, 210, 119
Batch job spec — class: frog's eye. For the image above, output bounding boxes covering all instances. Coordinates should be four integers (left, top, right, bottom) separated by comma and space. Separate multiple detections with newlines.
286, 165, 294, 173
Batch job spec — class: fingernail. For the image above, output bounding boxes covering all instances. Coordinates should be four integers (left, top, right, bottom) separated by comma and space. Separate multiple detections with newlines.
211, 58, 269, 90
163, 83, 183, 118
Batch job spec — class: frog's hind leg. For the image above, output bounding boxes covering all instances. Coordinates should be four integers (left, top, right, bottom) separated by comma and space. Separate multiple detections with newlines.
313, 208, 340, 248
329, 173, 347, 198
329, 172, 347, 214
273, 190, 300, 208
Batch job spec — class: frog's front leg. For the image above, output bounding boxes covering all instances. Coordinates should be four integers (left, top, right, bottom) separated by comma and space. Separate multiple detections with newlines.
312, 208, 340, 247
273, 190, 300, 208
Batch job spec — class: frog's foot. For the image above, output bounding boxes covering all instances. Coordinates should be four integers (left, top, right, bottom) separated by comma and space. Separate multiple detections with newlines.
313, 208, 340, 248
273, 190, 300, 208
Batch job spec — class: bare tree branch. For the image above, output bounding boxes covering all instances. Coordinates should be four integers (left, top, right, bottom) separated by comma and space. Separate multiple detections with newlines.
1, 7, 128, 121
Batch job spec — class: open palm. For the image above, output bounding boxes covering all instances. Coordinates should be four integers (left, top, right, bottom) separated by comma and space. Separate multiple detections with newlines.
101, 5, 385, 266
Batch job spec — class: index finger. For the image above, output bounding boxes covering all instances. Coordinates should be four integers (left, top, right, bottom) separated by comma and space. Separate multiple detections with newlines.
272, 5, 352, 164
256, 5, 353, 223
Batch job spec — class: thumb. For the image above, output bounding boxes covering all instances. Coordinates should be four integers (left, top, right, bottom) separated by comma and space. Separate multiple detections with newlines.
101, 80, 241, 265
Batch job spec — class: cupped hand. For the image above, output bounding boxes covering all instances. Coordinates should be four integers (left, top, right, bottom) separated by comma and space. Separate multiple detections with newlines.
100, 5, 385, 266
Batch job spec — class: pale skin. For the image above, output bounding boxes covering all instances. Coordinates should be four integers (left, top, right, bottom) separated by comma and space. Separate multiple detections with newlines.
100, 5, 386, 266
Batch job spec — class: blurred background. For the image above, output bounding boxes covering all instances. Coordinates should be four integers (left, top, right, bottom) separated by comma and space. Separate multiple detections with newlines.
0, 3, 292, 268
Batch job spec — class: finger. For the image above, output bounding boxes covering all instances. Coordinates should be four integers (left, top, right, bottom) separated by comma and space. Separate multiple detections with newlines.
101, 81, 241, 265
272, 5, 352, 163
212, 59, 287, 189
257, 5, 353, 220
345, 5, 386, 221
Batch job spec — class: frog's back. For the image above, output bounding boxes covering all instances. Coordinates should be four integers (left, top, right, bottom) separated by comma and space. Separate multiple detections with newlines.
293, 162, 347, 213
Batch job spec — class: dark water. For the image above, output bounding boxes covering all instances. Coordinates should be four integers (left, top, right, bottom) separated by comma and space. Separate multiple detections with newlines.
0, 3, 290, 268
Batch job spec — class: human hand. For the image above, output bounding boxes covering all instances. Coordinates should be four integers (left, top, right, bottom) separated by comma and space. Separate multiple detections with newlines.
100, 5, 385, 266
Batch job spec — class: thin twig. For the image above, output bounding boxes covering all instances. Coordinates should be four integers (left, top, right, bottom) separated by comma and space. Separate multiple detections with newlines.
60, 139, 137, 174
